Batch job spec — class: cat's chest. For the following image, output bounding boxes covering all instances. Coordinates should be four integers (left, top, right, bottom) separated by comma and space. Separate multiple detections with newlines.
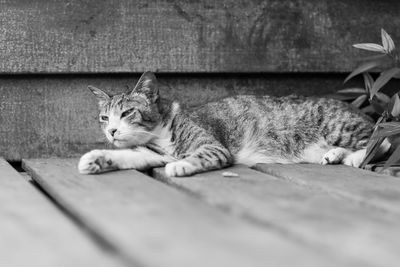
151, 126, 175, 156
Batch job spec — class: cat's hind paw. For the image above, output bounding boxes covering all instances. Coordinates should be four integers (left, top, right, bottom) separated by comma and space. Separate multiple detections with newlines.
78, 150, 114, 174
342, 149, 365, 168
320, 148, 348, 165
165, 160, 197, 177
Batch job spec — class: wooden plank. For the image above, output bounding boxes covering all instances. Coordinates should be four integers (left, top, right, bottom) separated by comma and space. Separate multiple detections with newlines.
365, 164, 400, 177
22, 158, 342, 267
152, 165, 400, 267
0, 158, 123, 267
0, 74, 349, 161
0, 0, 399, 73
254, 164, 400, 214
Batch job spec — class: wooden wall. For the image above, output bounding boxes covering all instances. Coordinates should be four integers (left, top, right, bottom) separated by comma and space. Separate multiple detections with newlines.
1, 0, 399, 73
1, 0, 399, 160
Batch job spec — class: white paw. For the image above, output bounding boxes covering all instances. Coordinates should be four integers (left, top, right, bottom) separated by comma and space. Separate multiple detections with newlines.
343, 150, 365, 168
321, 148, 347, 165
78, 150, 114, 174
165, 160, 197, 177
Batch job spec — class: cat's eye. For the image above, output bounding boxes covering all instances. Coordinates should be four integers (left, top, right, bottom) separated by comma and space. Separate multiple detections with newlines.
100, 115, 108, 122
121, 108, 135, 118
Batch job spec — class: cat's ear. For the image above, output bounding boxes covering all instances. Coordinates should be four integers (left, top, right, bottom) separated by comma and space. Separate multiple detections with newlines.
131, 71, 159, 103
88, 85, 110, 106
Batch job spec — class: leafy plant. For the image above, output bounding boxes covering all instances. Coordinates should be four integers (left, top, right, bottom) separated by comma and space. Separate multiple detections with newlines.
340, 29, 400, 171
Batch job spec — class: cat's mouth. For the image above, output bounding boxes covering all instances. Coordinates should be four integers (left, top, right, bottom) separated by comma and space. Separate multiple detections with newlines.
110, 136, 127, 143
109, 131, 155, 147
112, 137, 143, 148
112, 137, 129, 143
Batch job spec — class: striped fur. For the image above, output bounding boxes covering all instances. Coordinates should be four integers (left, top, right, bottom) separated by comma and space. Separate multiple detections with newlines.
78, 72, 386, 177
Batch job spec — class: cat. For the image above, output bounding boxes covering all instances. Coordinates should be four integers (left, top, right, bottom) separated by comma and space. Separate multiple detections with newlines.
78, 71, 390, 177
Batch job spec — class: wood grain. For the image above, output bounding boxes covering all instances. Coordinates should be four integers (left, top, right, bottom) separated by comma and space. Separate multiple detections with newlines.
0, 158, 123, 267
23, 158, 341, 267
254, 163, 400, 213
0, 0, 399, 73
152, 165, 400, 267
0, 74, 345, 160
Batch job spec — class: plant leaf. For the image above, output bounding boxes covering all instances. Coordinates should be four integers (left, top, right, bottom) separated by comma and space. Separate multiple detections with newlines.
361, 105, 375, 114
363, 73, 374, 94
377, 122, 400, 128
394, 72, 400, 79
351, 94, 367, 108
361, 138, 384, 168
371, 100, 386, 115
361, 124, 385, 168
374, 125, 400, 139
381, 145, 400, 172
331, 94, 361, 101
389, 94, 400, 117
375, 92, 391, 103
370, 68, 400, 99
337, 88, 366, 94
353, 43, 386, 53
381, 28, 395, 53
334, 88, 367, 102
344, 60, 382, 83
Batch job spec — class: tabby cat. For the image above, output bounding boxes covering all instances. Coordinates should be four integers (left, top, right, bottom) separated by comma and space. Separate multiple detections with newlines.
78, 72, 390, 177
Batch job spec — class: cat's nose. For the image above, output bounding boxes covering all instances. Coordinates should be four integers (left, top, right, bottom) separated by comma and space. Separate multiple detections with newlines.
108, 128, 117, 137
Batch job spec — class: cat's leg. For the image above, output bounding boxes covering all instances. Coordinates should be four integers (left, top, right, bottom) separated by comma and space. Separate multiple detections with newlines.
342, 138, 391, 167
322, 148, 368, 167
78, 147, 170, 174
165, 144, 232, 177
342, 149, 366, 167
302, 138, 363, 166
322, 138, 391, 167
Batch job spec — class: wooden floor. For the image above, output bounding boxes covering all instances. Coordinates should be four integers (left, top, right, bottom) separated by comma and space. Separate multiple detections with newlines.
1, 158, 400, 267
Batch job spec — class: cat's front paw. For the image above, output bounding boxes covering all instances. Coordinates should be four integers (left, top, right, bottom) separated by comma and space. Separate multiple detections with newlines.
320, 148, 347, 165
165, 160, 197, 177
78, 150, 114, 174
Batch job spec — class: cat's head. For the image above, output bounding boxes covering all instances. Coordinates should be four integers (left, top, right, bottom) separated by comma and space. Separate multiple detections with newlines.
88, 71, 162, 148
